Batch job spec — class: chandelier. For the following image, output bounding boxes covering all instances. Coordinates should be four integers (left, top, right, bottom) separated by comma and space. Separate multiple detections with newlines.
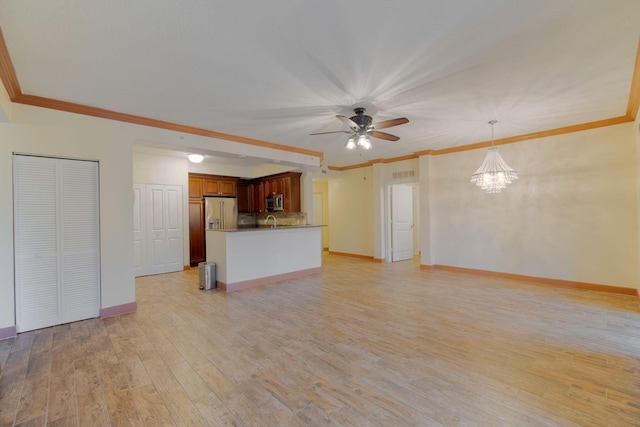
470, 120, 518, 193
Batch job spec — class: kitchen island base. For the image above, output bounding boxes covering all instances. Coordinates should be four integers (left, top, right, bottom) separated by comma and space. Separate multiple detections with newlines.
205, 226, 322, 292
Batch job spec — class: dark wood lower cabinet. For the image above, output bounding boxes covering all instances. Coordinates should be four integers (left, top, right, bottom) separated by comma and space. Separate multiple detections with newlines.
189, 200, 205, 266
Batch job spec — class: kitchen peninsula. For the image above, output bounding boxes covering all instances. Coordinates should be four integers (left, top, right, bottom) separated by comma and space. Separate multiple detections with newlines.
206, 225, 322, 292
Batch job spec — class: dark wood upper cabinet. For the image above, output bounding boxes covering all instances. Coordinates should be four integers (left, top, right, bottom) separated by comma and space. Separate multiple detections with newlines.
253, 181, 266, 213
237, 180, 251, 213
188, 177, 203, 199
252, 172, 301, 213
203, 177, 237, 197
189, 174, 238, 198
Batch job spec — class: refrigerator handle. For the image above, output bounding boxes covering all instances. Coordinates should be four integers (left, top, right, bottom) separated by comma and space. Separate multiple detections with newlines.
220, 200, 224, 229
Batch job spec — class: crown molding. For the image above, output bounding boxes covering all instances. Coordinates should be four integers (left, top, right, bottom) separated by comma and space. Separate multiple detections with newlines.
12, 93, 324, 160
327, 154, 420, 171
2, 26, 638, 171
0, 28, 20, 99
0, 28, 323, 162
329, 38, 640, 169
429, 115, 632, 156
627, 37, 640, 120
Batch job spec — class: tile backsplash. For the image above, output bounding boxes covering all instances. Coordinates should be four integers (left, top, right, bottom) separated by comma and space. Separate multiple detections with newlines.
238, 212, 307, 227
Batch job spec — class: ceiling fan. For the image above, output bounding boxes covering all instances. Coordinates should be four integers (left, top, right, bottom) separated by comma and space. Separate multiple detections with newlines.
310, 108, 409, 149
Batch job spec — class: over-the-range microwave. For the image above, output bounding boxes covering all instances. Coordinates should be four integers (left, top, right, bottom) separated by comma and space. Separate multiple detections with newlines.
266, 193, 284, 211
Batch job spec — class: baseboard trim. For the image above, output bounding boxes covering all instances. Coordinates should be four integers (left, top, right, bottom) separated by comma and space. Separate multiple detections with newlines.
184, 265, 191, 270
323, 247, 329, 252
328, 251, 374, 261
218, 267, 322, 292
420, 264, 434, 270
100, 302, 138, 318
432, 264, 637, 295
0, 325, 16, 341
372, 258, 384, 263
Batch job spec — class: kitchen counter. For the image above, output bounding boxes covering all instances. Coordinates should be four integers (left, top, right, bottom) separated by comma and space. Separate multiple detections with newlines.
205, 226, 322, 291
207, 224, 323, 232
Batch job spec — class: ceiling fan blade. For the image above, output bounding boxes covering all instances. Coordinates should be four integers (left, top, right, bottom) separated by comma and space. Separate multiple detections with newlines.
336, 115, 360, 130
309, 130, 351, 136
370, 131, 400, 141
373, 117, 409, 130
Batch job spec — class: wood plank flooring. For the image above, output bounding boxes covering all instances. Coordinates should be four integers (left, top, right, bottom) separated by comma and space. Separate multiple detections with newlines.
1, 254, 639, 426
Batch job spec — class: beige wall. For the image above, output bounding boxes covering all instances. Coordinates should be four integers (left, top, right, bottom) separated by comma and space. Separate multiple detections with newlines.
636, 124, 640, 293
0, 104, 137, 330
1, 101, 637, 333
428, 122, 638, 288
325, 123, 638, 290
312, 180, 329, 248
328, 167, 374, 256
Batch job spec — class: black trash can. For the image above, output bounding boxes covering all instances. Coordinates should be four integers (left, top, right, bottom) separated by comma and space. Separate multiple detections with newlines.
198, 262, 216, 290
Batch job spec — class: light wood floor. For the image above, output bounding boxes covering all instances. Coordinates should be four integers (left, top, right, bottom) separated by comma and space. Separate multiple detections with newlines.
1, 254, 639, 426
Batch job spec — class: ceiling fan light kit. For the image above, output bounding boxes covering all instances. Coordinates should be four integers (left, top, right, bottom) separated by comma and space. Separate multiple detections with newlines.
357, 134, 372, 150
470, 120, 518, 193
345, 136, 357, 150
311, 107, 408, 151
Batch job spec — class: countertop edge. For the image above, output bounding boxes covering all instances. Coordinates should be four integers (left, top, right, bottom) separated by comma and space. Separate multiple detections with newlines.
206, 225, 325, 232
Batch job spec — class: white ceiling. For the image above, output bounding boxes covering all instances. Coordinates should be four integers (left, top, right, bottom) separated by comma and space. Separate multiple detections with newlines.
1, 0, 639, 169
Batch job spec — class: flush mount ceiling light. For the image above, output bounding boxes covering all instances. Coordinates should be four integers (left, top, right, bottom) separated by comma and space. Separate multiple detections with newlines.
187, 153, 204, 163
470, 120, 518, 193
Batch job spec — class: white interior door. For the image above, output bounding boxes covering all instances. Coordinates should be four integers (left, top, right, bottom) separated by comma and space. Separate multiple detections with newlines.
140, 184, 183, 276
164, 185, 183, 272
133, 184, 146, 277
391, 184, 414, 262
14, 155, 100, 333
147, 185, 166, 275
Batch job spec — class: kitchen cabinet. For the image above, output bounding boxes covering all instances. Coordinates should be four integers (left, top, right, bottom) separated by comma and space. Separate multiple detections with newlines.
281, 175, 297, 212
269, 178, 284, 195
189, 177, 203, 199
188, 171, 301, 264
188, 173, 237, 265
189, 199, 205, 266
237, 180, 251, 213
248, 172, 301, 213
203, 177, 237, 197
252, 181, 267, 213
189, 174, 238, 198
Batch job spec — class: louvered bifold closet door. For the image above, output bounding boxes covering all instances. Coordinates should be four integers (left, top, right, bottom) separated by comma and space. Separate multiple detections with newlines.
59, 159, 100, 324
14, 156, 60, 332
13, 155, 100, 333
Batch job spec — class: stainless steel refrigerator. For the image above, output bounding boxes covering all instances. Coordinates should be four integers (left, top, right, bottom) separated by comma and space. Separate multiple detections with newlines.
204, 197, 238, 230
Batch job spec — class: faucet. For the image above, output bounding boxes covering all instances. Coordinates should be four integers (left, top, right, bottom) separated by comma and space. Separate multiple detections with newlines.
265, 215, 277, 228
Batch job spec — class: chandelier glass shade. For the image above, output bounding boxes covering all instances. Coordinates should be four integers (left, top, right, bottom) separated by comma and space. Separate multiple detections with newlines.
345, 133, 372, 150
470, 121, 518, 193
